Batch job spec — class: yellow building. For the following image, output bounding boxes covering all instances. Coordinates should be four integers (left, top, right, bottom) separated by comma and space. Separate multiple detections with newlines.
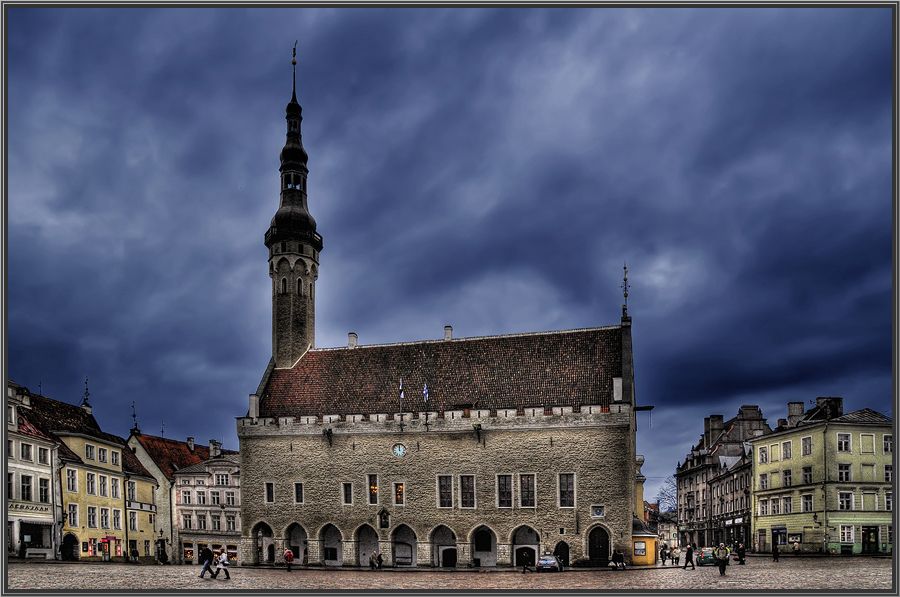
123, 447, 159, 562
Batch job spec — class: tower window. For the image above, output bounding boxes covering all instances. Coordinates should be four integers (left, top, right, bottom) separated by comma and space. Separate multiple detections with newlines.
280, 278, 287, 294
280, 242, 286, 253
289, 120, 298, 133
297, 278, 303, 296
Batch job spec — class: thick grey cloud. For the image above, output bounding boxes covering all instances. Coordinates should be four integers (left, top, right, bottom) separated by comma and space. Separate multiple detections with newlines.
7, 7, 892, 499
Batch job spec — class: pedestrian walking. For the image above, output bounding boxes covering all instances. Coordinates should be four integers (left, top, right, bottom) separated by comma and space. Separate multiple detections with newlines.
283, 548, 294, 572
211, 549, 231, 580
614, 550, 626, 570
772, 542, 780, 562
714, 543, 729, 576
672, 546, 681, 566
521, 553, 534, 573
198, 546, 215, 579
659, 545, 668, 566
682, 544, 695, 570
376, 552, 383, 569
792, 541, 800, 557
369, 553, 377, 570
737, 543, 746, 565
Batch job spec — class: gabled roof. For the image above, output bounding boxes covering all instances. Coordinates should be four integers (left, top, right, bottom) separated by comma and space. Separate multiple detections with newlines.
174, 454, 242, 475
132, 433, 237, 480
831, 408, 892, 425
121, 443, 156, 481
260, 326, 625, 418
15, 411, 55, 442
26, 394, 124, 446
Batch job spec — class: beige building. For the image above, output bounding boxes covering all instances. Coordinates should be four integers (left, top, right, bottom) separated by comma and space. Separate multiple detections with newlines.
172, 448, 241, 564
237, 58, 646, 569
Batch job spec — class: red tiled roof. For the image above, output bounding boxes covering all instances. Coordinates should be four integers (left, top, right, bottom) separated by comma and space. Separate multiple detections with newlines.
16, 412, 55, 442
121, 444, 156, 480
132, 434, 240, 480
26, 394, 124, 445
260, 326, 624, 418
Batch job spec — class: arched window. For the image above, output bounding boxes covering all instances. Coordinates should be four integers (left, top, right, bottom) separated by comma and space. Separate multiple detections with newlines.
309, 283, 314, 300
297, 278, 303, 296
280, 278, 287, 294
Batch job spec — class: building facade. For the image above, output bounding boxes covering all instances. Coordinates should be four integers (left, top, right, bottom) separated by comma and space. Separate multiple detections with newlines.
707, 444, 752, 548
6, 381, 60, 559
172, 448, 242, 564
751, 397, 893, 555
675, 406, 771, 548
122, 448, 160, 563
237, 57, 645, 569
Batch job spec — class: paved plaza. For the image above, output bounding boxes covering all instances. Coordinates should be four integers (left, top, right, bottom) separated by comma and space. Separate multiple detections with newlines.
5, 557, 893, 591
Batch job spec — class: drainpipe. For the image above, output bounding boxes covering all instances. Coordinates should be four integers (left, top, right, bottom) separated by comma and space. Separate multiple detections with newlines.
822, 421, 829, 554
124, 473, 130, 561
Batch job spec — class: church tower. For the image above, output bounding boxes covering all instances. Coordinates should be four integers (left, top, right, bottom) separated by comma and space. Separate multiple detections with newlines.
265, 45, 323, 368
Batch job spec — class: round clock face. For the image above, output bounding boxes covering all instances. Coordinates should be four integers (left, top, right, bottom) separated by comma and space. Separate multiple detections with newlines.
392, 443, 407, 457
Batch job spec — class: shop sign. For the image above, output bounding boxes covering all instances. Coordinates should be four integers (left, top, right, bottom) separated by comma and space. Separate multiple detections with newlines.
733, 517, 743, 524
725, 519, 733, 526
9, 502, 51, 514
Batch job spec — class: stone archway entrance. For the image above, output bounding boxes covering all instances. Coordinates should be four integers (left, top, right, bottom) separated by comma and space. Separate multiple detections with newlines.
285, 523, 308, 565
320, 524, 343, 566
252, 522, 275, 564
431, 525, 457, 567
392, 525, 417, 567
356, 524, 379, 567
588, 526, 610, 565
511, 526, 540, 568
553, 541, 570, 568
470, 526, 497, 567
61, 533, 79, 561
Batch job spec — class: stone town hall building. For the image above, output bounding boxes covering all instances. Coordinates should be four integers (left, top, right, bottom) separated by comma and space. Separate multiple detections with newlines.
238, 57, 648, 569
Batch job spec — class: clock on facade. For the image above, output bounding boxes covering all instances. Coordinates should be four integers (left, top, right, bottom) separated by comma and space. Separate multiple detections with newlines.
392, 443, 407, 457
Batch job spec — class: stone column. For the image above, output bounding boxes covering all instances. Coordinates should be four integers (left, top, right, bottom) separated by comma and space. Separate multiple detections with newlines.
238, 537, 255, 566
378, 540, 393, 567
497, 542, 512, 566
416, 541, 432, 567
274, 539, 285, 563
342, 540, 357, 566
307, 539, 322, 565
456, 542, 471, 567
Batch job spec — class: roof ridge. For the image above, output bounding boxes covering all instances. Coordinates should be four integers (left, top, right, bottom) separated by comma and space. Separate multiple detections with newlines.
309, 325, 622, 352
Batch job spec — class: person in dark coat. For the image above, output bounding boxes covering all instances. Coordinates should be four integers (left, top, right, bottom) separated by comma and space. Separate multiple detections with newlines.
737, 543, 746, 565
682, 544, 695, 570
376, 552, 383, 569
772, 542, 780, 562
283, 548, 294, 572
198, 546, 215, 578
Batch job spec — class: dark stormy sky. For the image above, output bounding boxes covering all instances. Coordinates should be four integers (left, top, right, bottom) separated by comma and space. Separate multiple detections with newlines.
7, 7, 893, 500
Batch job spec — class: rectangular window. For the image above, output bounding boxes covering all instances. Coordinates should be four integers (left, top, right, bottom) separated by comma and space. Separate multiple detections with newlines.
7, 405, 13, 424
783, 470, 792, 487
759, 474, 768, 490
216, 474, 230, 486
88, 506, 97, 528
559, 473, 575, 507
460, 475, 476, 508
98, 447, 107, 463
802, 466, 812, 484
20, 475, 32, 501
782, 441, 792, 460
769, 444, 780, 462
113, 509, 121, 530
887, 492, 893, 512
99, 475, 108, 497
39, 478, 49, 503
759, 446, 768, 464
85, 444, 95, 460
68, 503, 78, 527
520, 474, 536, 508
128, 511, 136, 531
802, 494, 813, 512
265, 482, 275, 503
111, 451, 119, 466
368, 474, 378, 505
101, 508, 110, 529
861, 434, 875, 454
20, 443, 32, 461
343, 483, 353, 505
86, 473, 96, 495
783, 496, 792, 514
885, 435, 893, 454
183, 514, 192, 529
497, 474, 513, 508
840, 525, 854, 543
8, 472, 15, 499
294, 482, 304, 504
66, 469, 77, 492
197, 490, 206, 505
837, 433, 851, 452
771, 497, 780, 515
111, 478, 120, 499
182, 490, 191, 505
226, 515, 236, 531
212, 516, 221, 531
759, 499, 768, 516
838, 464, 851, 482
394, 482, 405, 506
127, 481, 136, 501
802, 436, 812, 456
226, 491, 235, 506
197, 515, 207, 530
38, 447, 49, 464
438, 476, 453, 508
7, 440, 12, 458
838, 492, 853, 511
886, 465, 893, 483
211, 491, 220, 505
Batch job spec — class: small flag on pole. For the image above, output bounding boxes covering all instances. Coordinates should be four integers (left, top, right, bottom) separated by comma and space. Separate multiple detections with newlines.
423, 382, 429, 403
399, 378, 405, 415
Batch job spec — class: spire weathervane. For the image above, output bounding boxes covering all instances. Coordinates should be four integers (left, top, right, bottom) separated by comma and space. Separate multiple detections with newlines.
82, 377, 91, 406
621, 262, 630, 317
292, 40, 298, 101
131, 401, 140, 433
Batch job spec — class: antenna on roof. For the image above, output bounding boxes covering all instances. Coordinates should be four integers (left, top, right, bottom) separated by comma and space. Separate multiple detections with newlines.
131, 401, 140, 435
81, 377, 91, 406
161, 420, 165, 438
621, 262, 630, 318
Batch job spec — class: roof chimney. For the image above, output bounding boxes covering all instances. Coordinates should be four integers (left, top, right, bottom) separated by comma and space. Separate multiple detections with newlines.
787, 401, 804, 426
348, 332, 358, 348
816, 397, 844, 419
208, 439, 221, 458
444, 325, 453, 340
777, 418, 788, 428
187, 437, 195, 451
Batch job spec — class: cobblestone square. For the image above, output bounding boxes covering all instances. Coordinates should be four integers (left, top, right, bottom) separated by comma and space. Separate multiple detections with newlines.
5, 557, 893, 592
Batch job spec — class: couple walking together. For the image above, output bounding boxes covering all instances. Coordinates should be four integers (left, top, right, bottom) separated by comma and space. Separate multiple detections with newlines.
198, 546, 231, 580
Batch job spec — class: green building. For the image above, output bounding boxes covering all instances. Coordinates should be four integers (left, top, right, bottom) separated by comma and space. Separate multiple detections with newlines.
750, 397, 892, 555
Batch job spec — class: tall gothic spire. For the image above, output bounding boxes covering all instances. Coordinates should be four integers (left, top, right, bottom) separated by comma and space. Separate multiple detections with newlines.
291, 40, 298, 104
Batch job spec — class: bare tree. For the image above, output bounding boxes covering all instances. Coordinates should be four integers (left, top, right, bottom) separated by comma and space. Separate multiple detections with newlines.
655, 475, 677, 512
